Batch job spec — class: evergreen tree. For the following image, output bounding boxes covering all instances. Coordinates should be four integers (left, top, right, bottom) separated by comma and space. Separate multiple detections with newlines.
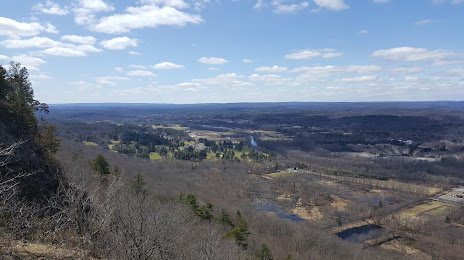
226, 210, 250, 249
131, 173, 147, 195
255, 244, 273, 260
219, 209, 233, 226
90, 154, 110, 175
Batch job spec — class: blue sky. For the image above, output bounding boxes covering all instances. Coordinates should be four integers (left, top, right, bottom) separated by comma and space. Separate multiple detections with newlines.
0, 0, 463, 103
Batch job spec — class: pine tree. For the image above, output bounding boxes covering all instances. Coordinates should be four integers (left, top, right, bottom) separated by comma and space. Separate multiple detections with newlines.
90, 154, 110, 175
255, 244, 273, 260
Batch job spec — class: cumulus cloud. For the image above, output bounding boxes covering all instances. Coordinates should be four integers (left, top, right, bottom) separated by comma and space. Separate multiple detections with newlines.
242, 58, 253, 63
0, 17, 48, 37
285, 48, 343, 60
0, 36, 102, 56
61, 35, 96, 45
73, 0, 114, 25
41, 47, 87, 56
96, 76, 129, 85
0, 37, 61, 48
372, 47, 457, 62
140, 0, 190, 9
313, 0, 349, 11
127, 70, 156, 77
45, 23, 59, 33
33, 1, 69, 15
335, 75, 377, 82
404, 76, 419, 82
90, 5, 202, 34
249, 74, 300, 86
290, 65, 382, 81
273, 1, 310, 14
392, 67, 424, 73
254, 65, 288, 73
11, 54, 45, 71
359, 29, 368, 34
153, 62, 184, 69
193, 73, 253, 88
0, 54, 9, 61
198, 57, 228, 65
100, 36, 138, 50
130, 65, 147, 69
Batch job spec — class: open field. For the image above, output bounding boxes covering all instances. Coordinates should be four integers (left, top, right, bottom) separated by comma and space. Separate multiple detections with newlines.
82, 141, 97, 146
149, 152, 163, 160
395, 201, 451, 220
300, 170, 442, 195
152, 124, 189, 131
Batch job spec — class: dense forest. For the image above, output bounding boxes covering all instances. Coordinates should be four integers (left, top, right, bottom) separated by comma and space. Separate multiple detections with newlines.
1, 64, 464, 259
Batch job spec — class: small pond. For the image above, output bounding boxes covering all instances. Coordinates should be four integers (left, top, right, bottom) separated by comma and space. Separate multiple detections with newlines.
256, 201, 305, 222
337, 224, 384, 243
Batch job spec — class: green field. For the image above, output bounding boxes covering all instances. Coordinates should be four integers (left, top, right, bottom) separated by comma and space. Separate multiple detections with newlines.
149, 152, 163, 160
83, 141, 97, 146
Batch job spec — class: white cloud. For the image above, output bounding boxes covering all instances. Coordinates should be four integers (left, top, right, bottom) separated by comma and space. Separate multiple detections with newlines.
273, 1, 310, 14
0, 17, 46, 37
446, 68, 464, 75
359, 29, 368, 34
373, 0, 389, 3
74, 44, 102, 53
42, 47, 88, 56
96, 76, 129, 85
432, 60, 462, 66
90, 5, 202, 34
29, 73, 50, 80
0, 55, 9, 61
100, 36, 138, 50
249, 74, 300, 86
11, 54, 45, 71
129, 51, 140, 55
290, 65, 382, 82
392, 67, 424, 73
193, 73, 253, 87
0, 37, 61, 48
285, 48, 343, 60
404, 76, 419, 82
0, 36, 102, 56
61, 35, 96, 45
45, 23, 59, 33
198, 57, 228, 65
127, 70, 156, 77
73, 0, 114, 25
254, 0, 264, 8
335, 75, 377, 82
140, 0, 190, 9
130, 65, 147, 69
254, 65, 288, 73
72, 80, 102, 91
33, 1, 69, 15
242, 58, 253, 63
114, 67, 123, 72
372, 47, 456, 62
344, 65, 382, 73
153, 62, 184, 69
313, 0, 349, 11
415, 19, 435, 26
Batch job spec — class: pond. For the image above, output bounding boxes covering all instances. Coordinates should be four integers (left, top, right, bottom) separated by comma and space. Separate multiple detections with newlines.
255, 201, 305, 222
337, 224, 384, 243
250, 135, 257, 148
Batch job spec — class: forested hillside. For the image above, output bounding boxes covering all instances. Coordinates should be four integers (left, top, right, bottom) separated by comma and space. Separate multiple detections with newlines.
2, 64, 463, 259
